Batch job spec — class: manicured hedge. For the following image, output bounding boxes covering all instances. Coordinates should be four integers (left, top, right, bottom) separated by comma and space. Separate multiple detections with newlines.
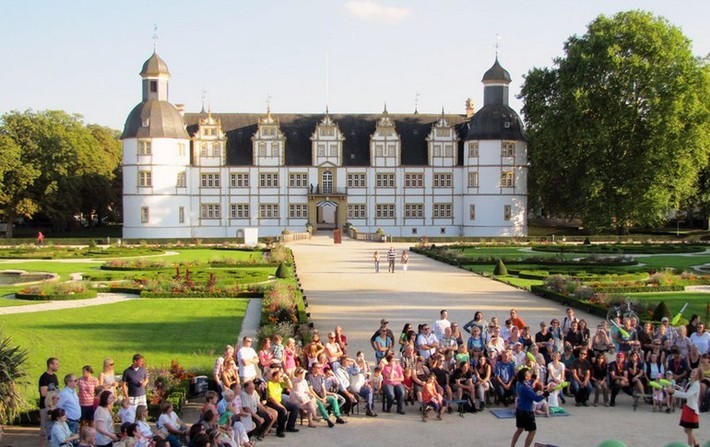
140, 291, 262, 299
530, 285, 609, 319
99, 265, 168, 271
15, 290, 98, 301
208, 262, 277, 268
532, 244, 706, 254
518, 270, 550, 280
591, 285, 685, 293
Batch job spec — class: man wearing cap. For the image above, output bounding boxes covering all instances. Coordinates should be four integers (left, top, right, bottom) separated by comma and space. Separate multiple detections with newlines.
370, 319, 394, 355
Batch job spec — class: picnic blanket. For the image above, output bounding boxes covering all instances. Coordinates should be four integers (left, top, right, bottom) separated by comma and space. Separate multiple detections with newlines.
489, 407, 570, 419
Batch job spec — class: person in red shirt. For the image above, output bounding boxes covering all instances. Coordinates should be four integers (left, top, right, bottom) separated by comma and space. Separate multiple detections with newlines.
510, 309, 527, 331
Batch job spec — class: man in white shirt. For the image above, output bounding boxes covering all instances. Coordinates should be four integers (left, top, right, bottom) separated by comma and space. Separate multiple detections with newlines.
432, 309, 451, 342
561, 307, 579, 335
416, 325, 439, 359
237, 337, 260, 382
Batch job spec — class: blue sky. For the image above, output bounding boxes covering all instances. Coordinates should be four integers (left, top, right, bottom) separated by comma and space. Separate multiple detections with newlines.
1, 0, 708, 130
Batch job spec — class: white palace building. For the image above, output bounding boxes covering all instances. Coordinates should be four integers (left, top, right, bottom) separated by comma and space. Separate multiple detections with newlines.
121, 51, 528, 239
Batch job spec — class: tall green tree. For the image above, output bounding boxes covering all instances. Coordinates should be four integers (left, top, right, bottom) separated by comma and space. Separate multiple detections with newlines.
521, 10, 710, 233
0, 134, 40, 238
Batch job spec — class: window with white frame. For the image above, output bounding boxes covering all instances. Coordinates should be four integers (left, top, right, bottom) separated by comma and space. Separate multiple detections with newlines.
404, 203, 423, 219
289, 173, 308, 188
387, 144, 396, 156
347, 173, 366, 188
259, 173, 279, 188
200, 204, 221, 219
318, 143, 326, 157
138, 140, 151, 155
404, 173, 423, 188
347, 204, 366, 219
178, 143, 186, 156
178, 207, 185, 223
468, 171, 479, 188
375, 144, 384, 157
258, 142, 267, 157
376, 203, 395, 219
433, 172, 452, 188
230, 204, 250, 219
375, 173, 395, 188
468, 141, 479, 157
320, 127, 335, 137
469, 204, 476, 220
203, 127, 215, 137
230, 173, 249, 188
140, 207, 149, 223
259, 204, 279, 219
200, 173, 221, 188
504, 204, 512, 221
271, 143, 280, 156
444, 143, 453, 157
212, 143, 221, 158
200, 143, 208, 157
329, 144, 337, 156
138, 171, 152, 187
502, 141, 515, 157
289, 204, 308, 219
176, 171, 186, 188
262, 127, 276, 137
433, 203, 452, 218
500, 171, 515, 188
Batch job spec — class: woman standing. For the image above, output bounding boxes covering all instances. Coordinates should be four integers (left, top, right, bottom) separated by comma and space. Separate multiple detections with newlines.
398, 323, 412, 352
94, 390, 119, 447
673, 368, 701, 447
98, 358, 117, 395
373, 251, 380, 273
77, 365, 99, 428
400, 250, 409, 271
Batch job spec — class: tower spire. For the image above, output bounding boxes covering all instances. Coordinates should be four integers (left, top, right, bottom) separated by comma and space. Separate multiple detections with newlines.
414, 92, 420, 114
494, 33, 501, 58
152, 24, 159, 53
201, 89, 207, 114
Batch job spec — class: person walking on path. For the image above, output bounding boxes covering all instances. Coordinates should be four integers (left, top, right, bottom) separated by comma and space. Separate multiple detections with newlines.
387, 247, 396, 273
401, 250, 409, 272
122, 354, 149, 408
373, 251, 380, 273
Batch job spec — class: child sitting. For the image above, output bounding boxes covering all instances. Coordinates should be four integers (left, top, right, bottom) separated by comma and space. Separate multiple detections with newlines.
652, 373, 665, 412
663, 371, 676, 414
118, 398, 136, 424
403, 368, 415, 405
532, 382, 551, 417
372, 367, 383, 395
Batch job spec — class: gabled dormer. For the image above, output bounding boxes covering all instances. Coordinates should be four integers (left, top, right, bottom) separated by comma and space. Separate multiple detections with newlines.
370, 105, 401, 167
426, 110, 459, 167
252, 108, 286, 166
311, 111, 344, 167
192, 111, 226, 167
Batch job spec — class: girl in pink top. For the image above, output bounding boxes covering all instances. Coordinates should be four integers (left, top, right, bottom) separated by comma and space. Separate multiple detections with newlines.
77, 365, 99, 425
283, 338, 297, 377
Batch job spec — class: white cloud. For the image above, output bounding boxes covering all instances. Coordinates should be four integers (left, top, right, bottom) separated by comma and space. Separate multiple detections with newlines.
345, 1, 411, 23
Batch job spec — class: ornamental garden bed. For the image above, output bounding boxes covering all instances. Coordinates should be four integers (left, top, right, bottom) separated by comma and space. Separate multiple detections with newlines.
531, 243, 707, 254
15, 282, 97, 300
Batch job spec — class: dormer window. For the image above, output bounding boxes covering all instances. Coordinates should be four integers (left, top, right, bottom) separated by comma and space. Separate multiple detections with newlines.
502, 141, 515, 157
138, 140, 151, 155
150, 81, 157, 93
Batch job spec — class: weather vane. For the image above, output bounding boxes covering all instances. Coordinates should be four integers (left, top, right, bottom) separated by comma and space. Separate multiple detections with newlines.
414, 92, 420, 114
153, 25, 159, 52
266, 93, 272, 113
201, 89, 207, 113
495, 33, 502, 56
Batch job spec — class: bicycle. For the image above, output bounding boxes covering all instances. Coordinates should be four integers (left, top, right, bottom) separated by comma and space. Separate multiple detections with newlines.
606, 297, 639, 325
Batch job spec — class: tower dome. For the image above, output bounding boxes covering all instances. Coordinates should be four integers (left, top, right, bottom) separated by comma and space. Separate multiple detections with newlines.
481, 57, 511, 83
140, 52, 171, 77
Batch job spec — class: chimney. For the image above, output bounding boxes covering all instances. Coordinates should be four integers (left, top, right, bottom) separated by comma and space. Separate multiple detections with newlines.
175, 103, 185, 117
465, 98, 475, 118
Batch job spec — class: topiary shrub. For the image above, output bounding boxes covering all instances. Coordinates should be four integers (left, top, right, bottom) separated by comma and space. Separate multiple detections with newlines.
275, 262, 290, 279
493, 259, 508, 276
652, 301, 672, 322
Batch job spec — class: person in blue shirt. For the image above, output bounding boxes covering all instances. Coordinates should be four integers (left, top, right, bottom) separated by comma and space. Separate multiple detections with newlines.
511, 367, 549, 447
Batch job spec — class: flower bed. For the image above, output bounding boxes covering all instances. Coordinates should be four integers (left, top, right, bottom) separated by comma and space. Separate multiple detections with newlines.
15, 282, 98, 301
140, 291, 262, 299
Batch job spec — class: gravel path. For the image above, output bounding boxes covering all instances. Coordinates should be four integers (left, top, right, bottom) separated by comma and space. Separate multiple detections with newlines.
0, 292, 137, 315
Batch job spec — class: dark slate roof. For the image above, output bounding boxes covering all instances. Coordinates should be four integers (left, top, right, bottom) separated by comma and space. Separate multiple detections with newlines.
140, 52, 170, 77
121, 100, 189, 139
184, 113, 470, 167
482, 57, 511, 83
463, 104, 527, 141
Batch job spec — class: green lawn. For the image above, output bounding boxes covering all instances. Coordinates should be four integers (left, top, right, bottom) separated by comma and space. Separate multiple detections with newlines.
152, 248, 266, 263
0, 298, 248, 408
635, 254, 710, 271
626, 292, 710, 319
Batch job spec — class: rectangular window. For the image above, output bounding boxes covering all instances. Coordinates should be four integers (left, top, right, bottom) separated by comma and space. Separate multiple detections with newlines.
435, 128, 450, 138
178, 143, 186, 156
404, 203, 423, 219
259, 204, 279, 219
212, 143, 221, 158
468, 171, 479, 188
176, 171, 186, 188
387, 144, 396, 156
140, 207, 149, 223
318, 143, 326, 157
347, 173, 366, 188
468, 142, 479, 157
504, 205, 512, 221
347, 204, 366, 219
404, 173, 423, 188
375, 144, 384, 157
230, 204, 250, 219
262, 127, 276, 137
502, 141, 515, 157
289, 173, 308, 188
200, 204, 221, 219
200, 173, 221, 188
329, 144, 337, 156
433, 173, 452, 188
433, 203, 452, 218
271, 143, 279, 156
138, 171, 152, 187
200, 143, 208, 157
230, 173, 250, 188
203, 127, 215, 137
289, 204, 308, 219
320, 127, 335, 137
375, 173, 395, 188
259, 173, 279, 188
178, 207, 185, 223
444, 143, 453, 157
375, 204, 395, 219
138, 140, 151, 155
469, 204, 476, 220
500, 171, 515, 188
433, 143, 441, 157
150, 81, 157, 93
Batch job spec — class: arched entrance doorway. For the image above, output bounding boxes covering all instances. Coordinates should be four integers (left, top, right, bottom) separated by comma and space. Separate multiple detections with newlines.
316, 200, 337, 229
